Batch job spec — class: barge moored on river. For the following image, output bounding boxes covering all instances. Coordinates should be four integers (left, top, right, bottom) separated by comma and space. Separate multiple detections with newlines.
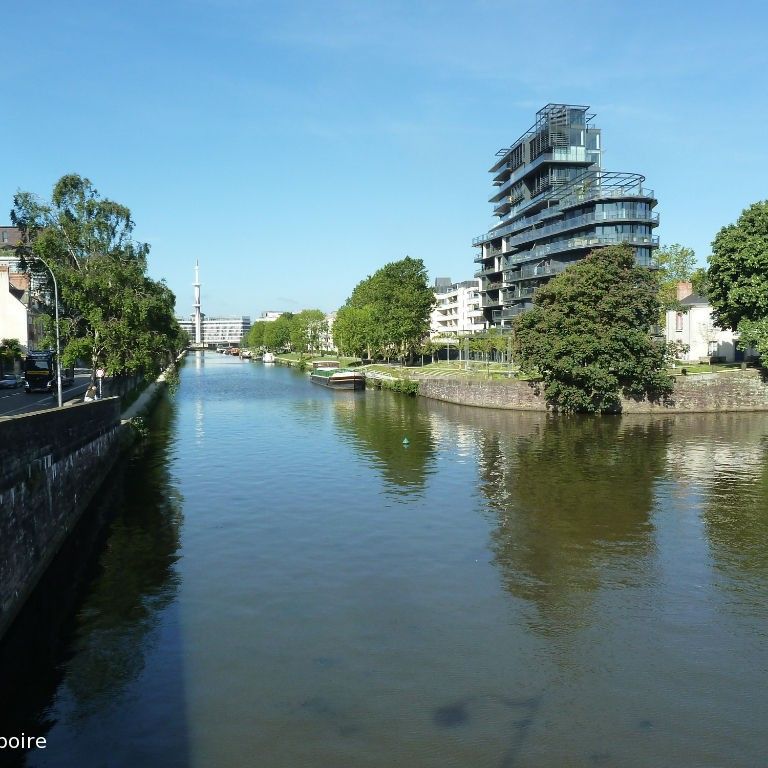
309, 362, 365, 390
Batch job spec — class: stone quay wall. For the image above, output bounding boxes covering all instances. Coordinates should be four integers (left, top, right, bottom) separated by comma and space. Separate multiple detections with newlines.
0, 399, 129, 640
417, 369, 768, 413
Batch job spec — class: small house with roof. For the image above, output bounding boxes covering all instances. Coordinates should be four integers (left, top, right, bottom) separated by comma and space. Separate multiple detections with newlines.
665, 282, 746, 363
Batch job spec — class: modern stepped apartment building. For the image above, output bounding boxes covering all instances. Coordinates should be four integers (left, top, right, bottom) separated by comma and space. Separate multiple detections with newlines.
473, 104, 659, 328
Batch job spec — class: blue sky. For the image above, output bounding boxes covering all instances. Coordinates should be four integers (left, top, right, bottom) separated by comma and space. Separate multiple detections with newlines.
2, 0, 767, 318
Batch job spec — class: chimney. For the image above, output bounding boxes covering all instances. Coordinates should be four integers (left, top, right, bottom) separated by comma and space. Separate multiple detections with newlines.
677, 281, 693, 301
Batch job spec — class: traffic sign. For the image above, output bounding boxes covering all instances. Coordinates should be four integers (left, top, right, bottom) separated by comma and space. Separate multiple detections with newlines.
96, 368, 105, 378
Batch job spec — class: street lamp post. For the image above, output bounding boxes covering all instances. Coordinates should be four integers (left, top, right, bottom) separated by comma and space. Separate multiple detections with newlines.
34, 256, 62, 408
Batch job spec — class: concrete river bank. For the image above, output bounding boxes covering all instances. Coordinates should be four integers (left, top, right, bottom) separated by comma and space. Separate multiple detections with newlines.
2, 351, 767, 767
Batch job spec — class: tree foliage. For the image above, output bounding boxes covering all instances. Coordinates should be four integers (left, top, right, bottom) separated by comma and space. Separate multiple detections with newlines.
0, 338, 22, 375
708, 201, 768, 330
512, 244, 673, 413
737, 318, 768, 360
10, 174, 184, 375
333, 305, 376, 358
655, 243, 696, 311
245, 321, 267, 349
691, 266, 709, 299
289, 309, 327, 354
262, 313, 293, 351
334, 256, 434, 361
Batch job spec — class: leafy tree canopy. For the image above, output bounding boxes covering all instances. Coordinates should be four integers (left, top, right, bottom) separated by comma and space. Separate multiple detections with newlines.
262, 312, 293, 351
512, 244, 673, 413
655, 243, 696, 311
289, 309, 327, 354
708, 200, 768, 330
338, 256, 434, 361
10, 174, 184, 374
333, 305, 376, 358
246, 321, 268, 349
691, 266, 709, 299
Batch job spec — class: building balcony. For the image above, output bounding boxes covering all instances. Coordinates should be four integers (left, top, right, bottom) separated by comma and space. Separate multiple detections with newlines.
481, 295, 503, 308
502, 286, 536, 302
474, 265, 503, 278
482, 280, 503, 291
504, 263, 566, 283
489, 147, 593, 203
503, 234, 659, 266
491, 305, 529, 322
473, 179, 656, 246
505, 209, 659, 250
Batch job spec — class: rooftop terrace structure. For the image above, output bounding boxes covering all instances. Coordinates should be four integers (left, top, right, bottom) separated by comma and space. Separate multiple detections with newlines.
473, 104, 659, 327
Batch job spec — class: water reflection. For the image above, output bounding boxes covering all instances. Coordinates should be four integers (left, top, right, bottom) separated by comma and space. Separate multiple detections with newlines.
0, 396, 187, 767
331, 391, 437, 495
475, 415, 670, 633
666, 415, 768, 619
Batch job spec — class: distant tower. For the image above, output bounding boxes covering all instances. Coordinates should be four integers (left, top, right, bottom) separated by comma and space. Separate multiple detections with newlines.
193, 261, 202, 345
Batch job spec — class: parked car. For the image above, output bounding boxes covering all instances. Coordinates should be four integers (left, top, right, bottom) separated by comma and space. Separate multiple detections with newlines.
0, 373, 23, 389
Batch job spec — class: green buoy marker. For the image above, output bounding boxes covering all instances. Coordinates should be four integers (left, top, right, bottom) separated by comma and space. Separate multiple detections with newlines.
402, 437, 410, 446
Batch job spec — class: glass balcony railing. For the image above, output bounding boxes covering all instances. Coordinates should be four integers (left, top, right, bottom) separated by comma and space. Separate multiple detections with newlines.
473, 183, 656, 245
503, 234, 659, 265
474, 264, 503, 278
504, 263, 566, 283
491, 305, 529, 322
505, 210, 659, 250
489, 147, 591, 202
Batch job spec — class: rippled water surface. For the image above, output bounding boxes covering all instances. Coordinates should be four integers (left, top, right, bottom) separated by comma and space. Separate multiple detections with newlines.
3, 352, 768, 767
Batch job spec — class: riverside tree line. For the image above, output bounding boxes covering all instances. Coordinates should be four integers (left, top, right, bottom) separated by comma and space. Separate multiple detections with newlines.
5, 174, 186, 381
245, 200, 768, 414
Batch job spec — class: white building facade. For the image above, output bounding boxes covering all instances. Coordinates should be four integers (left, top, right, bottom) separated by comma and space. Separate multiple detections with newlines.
429, 279, 486, 339
665, 288, 742, 363
258, 311, 284, 322
177, 315, 251, 346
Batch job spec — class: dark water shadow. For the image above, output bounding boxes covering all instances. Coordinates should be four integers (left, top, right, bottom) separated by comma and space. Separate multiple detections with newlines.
0, 395, 188, 768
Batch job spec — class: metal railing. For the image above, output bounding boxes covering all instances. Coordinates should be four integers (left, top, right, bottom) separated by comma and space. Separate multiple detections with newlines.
473, 183, 656, 245
505, 210, 659, 250
503, 234, 659, 265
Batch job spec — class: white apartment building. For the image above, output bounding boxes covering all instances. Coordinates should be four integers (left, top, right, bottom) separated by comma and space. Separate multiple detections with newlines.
177, 315, 251, 346
258, 311, 284, 322
429, 278, 486, 339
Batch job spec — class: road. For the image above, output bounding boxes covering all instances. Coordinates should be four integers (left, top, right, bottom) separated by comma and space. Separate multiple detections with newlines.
0, 373, 93, 418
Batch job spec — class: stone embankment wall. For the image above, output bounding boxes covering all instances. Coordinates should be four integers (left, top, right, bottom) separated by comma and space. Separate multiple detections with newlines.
417, 369, 768, 413
0, 400, 128, 640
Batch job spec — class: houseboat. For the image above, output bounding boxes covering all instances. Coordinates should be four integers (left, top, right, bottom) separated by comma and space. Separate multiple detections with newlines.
309, 364, 365, 391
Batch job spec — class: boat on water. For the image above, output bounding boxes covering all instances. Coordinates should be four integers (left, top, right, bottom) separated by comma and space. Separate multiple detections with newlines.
309, 364, 365, 390
262, 352, 276, 363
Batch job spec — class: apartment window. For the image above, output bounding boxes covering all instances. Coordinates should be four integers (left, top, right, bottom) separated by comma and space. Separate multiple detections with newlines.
675, 312, 684, 332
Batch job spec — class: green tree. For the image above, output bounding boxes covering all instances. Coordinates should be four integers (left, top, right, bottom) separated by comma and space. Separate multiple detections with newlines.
262, 313, 293, 351
691, 266, 709, 299
708, 201, 768, 330
246, 321, 267, 349
340, 256, 434, 362
512, 244, 673, 413
10, 174, 183, 376
0, 338, 23, 375
333, 305, 376, 358
289, 309, 327, 355
655, 243, 696, 311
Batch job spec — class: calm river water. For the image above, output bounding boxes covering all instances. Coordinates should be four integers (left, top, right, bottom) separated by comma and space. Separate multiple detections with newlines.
2, 351, 768, 767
